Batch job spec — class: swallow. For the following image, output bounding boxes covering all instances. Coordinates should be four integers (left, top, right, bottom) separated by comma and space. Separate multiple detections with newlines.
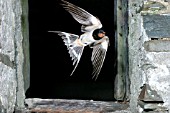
49, 0, 109, 80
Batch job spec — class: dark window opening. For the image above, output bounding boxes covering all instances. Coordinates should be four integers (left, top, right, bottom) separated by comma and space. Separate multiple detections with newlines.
26, 0, 116, 101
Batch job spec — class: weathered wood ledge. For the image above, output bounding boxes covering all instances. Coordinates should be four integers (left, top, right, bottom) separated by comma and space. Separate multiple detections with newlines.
15, 98, 129, 113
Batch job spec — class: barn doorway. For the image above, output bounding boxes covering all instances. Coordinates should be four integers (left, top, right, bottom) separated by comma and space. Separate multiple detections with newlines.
26, 0, 118, 101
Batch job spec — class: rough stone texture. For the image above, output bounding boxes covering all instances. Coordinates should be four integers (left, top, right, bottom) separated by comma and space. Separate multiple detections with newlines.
129, 0, 170, 112
144, 40, 170, 52
143, 15, 170, 38
142, 0, 170, 14
0, 0, 29, 112
144, 53, 170, 111
128, 0, 147, 112
0, 0, 17, 112
138, 84, 163, 102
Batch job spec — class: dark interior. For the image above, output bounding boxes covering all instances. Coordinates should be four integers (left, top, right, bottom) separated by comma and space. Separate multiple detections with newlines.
26, 0, 116, 101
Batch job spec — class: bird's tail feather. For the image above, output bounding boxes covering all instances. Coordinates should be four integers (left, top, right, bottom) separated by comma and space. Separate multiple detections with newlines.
70, 46, 84, 76
48, 31, 84, 76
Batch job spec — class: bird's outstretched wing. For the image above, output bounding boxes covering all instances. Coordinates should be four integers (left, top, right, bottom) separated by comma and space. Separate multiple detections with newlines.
91, 36, 109, 80
61, 0, 102, 32
48, 31, 84, 75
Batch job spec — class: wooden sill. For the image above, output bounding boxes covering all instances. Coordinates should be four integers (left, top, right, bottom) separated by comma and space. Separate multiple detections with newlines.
15, 98, 129, 113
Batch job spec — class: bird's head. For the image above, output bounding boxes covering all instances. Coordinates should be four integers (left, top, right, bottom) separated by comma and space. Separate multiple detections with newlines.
97, 29, 106, 38
93, 29, 106, 40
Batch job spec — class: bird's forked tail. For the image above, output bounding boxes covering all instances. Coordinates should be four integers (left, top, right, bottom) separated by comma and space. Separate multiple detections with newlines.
48, 31, 84, 76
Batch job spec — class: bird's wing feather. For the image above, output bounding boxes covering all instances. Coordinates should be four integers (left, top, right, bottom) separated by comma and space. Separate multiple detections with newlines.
61, 0, 102, 32
91, 36, 109, 80
48, 31, 84, 75
48, 31, 78, 46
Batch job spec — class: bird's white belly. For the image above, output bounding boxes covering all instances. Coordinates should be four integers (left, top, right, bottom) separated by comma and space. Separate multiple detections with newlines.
80, 34, 95, 45
101, 40, 108, 50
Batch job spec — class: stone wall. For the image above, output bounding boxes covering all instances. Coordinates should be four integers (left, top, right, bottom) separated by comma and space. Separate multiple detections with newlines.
0, 0, 29, 112
129, 0, 170, 112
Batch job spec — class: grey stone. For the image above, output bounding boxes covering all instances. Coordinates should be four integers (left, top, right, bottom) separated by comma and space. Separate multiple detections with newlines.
144, 40, 170, 52
0, 53, 15, 68
0, 0, 17, 112
0, 0, 29, 112
138, 84, 163, 102
128, 0, 147, 112
143, 15, 170, 38
143, 1, 166, 11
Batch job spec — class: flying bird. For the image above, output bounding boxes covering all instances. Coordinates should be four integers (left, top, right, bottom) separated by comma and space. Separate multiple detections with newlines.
49, 0, 109, 80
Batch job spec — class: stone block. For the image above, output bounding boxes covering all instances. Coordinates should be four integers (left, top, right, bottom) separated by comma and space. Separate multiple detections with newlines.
143, 15, 170, 38
144, 40, 170, 52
